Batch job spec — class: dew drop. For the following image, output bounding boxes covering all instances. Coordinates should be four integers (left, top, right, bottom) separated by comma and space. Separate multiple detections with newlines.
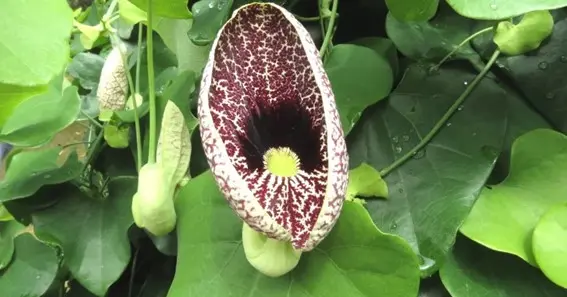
481, 145, 500, 160
193, 7, 201, 14
546, 92, 555, 100
446, 122, 452, 127
398, 188, 404, 194
457, 105, 464, 111
402, 135, 410, 142
44, 174, 51, 179
392, 136, 399, 143
538, 61, 549, 70
36, 275, 41, 279
463, 80, 469, 86
394, 146, 402, 153
472, 132, 477, 137
412, 150, 425, 159
561, 55, 567, 63
208, 1, 215, 8
390, 222, 398, 230
489, 3, 497, 10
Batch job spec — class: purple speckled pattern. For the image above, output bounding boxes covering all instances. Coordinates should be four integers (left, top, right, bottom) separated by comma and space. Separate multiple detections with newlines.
197, 3, 348, 251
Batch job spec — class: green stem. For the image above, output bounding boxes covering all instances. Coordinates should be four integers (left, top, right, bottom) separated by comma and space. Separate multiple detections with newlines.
318, 0, 339, 58
131, 25, 144, 171
294, 15, 324, 21
433, 27, 494, 69
82, 130, 104, 172
379, 49, 501, 177
102, 0, 119, 22
146, 0, 157, 163
80, 110, 103, 129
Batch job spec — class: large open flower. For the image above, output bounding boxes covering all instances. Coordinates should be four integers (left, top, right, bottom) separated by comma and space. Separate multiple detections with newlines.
198, 2, 348, 252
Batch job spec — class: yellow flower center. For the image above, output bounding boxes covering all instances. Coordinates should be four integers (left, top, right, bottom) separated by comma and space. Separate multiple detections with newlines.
263, 147, 300, 177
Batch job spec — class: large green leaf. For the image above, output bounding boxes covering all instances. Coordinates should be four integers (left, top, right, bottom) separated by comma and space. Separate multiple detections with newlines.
446, 0, 567, 20
129, 0, 191, 19
385, 3, 481, 66
155, 18, 211, 74
0, 84, 48, 127
325, 44, 394, 135
533, 203, 567, 289
167, 171, 420, 297
350, 37, 400, 79
0, 220, 25, 270
188, 0, 234, 46
461, 129, 567, 266
0, 148, 83, 202
440, 235, 566, 296
472, 16, 567, 133
385, 0, 438, 22
0, 85, 81, 147
32, 178, 136, 297
0, 233, 60, 297
347, 63, 508, 276
0, 0, 73, 86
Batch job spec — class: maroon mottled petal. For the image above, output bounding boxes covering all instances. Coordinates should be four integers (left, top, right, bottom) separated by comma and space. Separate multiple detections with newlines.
198, 3, 349, 251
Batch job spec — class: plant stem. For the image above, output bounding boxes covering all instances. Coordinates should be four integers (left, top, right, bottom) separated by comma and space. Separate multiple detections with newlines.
379, 49, 501, 177
433, 27, 494, 69
319, 0, 338, 58
102, 0, 119, 22
82, 130, 104, 172
80, 110, 103, 129
294, 15, 324, 21
131, 25, 144, 171
147, 0, 157, 164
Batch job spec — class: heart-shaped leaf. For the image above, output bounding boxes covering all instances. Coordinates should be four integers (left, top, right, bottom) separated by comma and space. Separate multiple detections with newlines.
493, 10, 554, 56
0, 233, 60, 297
167, 171, 420, 297
188, 0, 234, 46
461, 129, 567, 266
31, 178, 136, 296
0, 148, 83, 202
0, 84, 81, 147
347, 63, 508, 276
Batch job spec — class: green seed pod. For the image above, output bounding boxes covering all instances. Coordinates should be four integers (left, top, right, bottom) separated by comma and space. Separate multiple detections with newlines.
97, 46, 129, 113
157, 100, 191, 185
103, 122, 130, 149
493, 10, 554, 56
132, 163, 176, 236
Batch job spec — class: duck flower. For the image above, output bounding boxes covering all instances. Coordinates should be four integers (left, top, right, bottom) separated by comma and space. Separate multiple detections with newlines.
198, 2, 348, 263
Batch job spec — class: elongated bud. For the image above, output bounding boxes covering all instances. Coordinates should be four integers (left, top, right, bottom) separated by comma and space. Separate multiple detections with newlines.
97, 46, 129, 115
157, 100, 191, 185
132, 163, 176, 236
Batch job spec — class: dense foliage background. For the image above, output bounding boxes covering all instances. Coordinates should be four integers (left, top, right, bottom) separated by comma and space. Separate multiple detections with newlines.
1, 0, 567, 296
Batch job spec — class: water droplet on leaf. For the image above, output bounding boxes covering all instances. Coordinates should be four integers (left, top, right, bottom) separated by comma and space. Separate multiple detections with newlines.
446, 122, 452, 127
457, 105, 464, 111
463, 81, 468, 86
546, 92, 555, 99
538, 61, 549, 70
392, 136, 399, 143
412, 150, 425, 159
390, 222, 398, 229
402, 135, 410, 142
398, 188, 404, 194
561, 56, 567, 63
208, 1, 215, 8
394, 146, 402, 153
